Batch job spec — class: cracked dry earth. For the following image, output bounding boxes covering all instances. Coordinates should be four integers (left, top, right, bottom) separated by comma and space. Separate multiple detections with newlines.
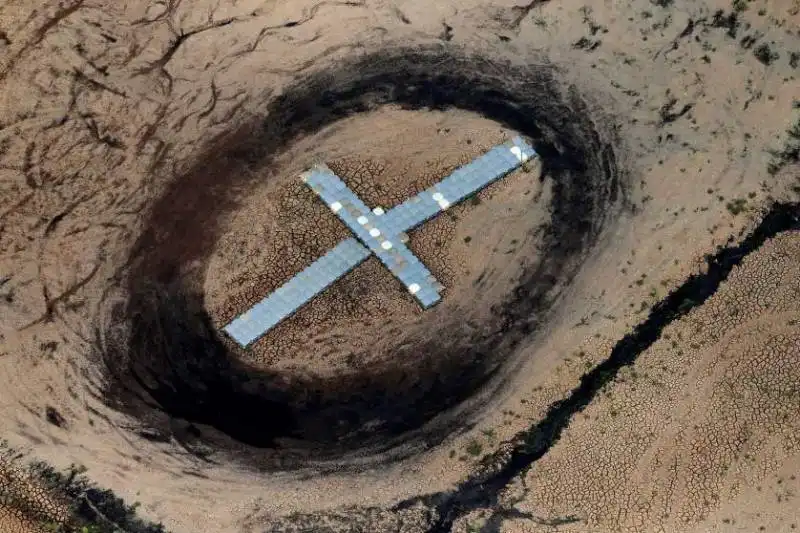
0, 0, 799, 533
486, 231, 800, 533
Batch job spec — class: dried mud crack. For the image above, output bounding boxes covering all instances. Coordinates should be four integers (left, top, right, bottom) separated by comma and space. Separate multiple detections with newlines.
92, 46, 627, 470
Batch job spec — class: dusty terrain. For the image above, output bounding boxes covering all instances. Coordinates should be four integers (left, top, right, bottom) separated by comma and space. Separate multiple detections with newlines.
0, 0, 799, 532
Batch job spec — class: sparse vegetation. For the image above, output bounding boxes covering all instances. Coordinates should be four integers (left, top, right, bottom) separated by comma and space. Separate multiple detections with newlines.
465, 439, 483, 456
30, 460, 166, 533
767, 116, 800, 175
732, 0, 749, 13
726, 197, 748, 215
711, 9, 740, 38
753, 43, 779, 65
0, 440, 168, 533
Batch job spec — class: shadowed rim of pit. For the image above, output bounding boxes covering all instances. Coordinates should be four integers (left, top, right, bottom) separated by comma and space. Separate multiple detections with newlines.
91, 44, 628, 470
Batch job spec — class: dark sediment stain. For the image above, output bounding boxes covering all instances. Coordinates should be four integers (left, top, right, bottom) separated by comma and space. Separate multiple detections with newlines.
92, 45, 626, 469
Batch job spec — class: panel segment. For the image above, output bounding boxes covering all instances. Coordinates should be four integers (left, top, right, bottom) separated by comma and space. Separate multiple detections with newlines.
222, 238, 371, 347
223, 136, 537, 346
383, 136, 537, 232
302, 165, 442, 308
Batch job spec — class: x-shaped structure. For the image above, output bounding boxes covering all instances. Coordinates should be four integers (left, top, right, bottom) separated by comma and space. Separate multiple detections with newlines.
223, 136, 537, 347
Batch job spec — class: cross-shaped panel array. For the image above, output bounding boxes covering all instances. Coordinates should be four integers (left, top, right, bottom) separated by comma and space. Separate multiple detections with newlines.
223, 136, 537, 347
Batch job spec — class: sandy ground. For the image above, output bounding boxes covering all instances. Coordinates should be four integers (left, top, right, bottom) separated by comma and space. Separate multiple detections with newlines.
0, 0, 799, 532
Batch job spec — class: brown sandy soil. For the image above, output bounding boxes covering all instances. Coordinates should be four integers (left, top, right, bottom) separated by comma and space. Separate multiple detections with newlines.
0, 0, 799, 532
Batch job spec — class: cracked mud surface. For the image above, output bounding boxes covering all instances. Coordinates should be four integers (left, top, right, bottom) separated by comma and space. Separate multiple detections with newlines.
1, 0, 799, 532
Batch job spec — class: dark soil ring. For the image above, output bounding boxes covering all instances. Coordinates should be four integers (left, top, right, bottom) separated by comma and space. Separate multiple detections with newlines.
93, 45, 628, 471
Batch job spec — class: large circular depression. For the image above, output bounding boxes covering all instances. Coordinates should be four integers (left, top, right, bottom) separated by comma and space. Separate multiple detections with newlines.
95, 47, 626, 470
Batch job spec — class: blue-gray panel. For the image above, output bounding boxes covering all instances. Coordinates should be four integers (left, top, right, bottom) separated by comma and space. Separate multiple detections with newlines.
223, 136, 537, 346
223, 238, 371, 346
383, 136, 537, 231
303, 166, 442, 308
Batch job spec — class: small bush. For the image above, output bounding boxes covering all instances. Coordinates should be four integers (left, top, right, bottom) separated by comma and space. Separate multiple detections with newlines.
465, 439, 483, 456
767, 117, 800, 174
732, 0, 749, 12
726, 198, 748, 215
753, 43, 779, 65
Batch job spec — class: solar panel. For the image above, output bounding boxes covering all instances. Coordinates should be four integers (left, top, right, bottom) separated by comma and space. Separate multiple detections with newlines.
222, 135, 538, 347
302, 166, 442, 308
223, 238, 371, 346
383, 136, 536, 231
